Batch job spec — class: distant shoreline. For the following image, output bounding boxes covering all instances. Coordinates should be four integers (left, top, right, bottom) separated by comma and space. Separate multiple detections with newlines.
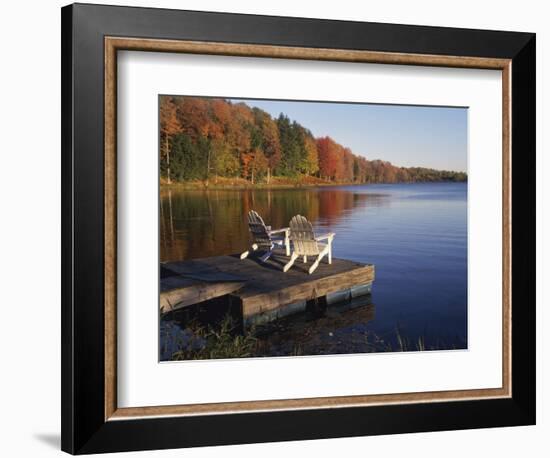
160, 176, 467, 191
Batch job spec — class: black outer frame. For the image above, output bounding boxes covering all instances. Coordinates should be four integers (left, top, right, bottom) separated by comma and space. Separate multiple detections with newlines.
61, 3, 536, 454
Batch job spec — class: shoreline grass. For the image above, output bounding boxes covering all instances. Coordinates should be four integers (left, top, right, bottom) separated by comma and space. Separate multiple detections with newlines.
165, 313, 463, 361
171, 314, 258, 361
160, 175, 467, 191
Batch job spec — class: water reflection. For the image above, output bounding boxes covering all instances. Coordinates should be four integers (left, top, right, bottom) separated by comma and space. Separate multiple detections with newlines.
160, 183, 468, 352
254, 296, 377, 357
160, 187, 388, 262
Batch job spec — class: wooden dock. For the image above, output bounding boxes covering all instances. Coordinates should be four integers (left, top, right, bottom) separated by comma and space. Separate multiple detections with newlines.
161, 252, 375, 326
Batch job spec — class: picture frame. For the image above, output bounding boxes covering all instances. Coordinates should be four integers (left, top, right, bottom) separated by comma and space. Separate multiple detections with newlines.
61, 3, 536, 454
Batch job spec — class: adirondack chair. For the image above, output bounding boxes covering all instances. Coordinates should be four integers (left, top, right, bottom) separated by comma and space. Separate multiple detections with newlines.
240, 210, 290, 262
283, 215, 335, 275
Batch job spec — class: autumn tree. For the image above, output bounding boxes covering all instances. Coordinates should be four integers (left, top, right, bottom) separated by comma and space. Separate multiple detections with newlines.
241, 149, 269, 183
159, 96, 180, 183
159, 95, 467, 185
172, 97, 214, 140
353, 158, 368, 183
253, 108, 281, 182
342, 148, 355, 182
317, 136, 341, 180
211, 138, 239, 178
302, 134, 319, 176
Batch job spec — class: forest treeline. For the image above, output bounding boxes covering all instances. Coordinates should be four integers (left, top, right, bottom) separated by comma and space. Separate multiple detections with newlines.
160, 96, 467, 185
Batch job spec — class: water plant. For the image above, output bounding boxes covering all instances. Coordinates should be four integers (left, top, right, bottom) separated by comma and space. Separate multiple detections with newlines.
171, 314, 258, 361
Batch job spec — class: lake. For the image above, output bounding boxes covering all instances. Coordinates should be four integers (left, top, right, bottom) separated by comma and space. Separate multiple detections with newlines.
160, 182, 467, 353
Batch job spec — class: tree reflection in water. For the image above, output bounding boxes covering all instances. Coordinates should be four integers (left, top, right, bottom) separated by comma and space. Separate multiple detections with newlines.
159, 183, 468, 356
160, 187, 388, 262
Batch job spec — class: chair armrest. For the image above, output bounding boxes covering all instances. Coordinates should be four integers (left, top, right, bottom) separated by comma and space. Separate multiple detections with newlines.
269, 227, 290, 235
315, 232, 335, 242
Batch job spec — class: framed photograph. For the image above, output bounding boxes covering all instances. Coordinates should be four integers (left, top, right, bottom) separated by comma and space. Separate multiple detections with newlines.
61, 3, 536, 454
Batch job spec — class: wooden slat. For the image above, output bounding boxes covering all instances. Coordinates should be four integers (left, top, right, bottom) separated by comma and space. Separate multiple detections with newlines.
247, 210, 272, 248
160, 253, 375, 318
240, 265, 374, 316
289, 214, 319, 255
160, 281, 245, 313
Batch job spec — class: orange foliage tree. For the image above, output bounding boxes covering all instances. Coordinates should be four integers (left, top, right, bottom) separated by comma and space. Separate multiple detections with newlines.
159, 96, 180, 183
159, 96, 467, 184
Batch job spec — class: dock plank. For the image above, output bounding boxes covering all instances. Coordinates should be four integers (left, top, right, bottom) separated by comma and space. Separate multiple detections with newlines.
160, 252, 375, 321
160, 280, 245, 313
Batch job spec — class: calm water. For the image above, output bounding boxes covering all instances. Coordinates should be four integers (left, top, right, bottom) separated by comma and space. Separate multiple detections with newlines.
160, 182, 467, 351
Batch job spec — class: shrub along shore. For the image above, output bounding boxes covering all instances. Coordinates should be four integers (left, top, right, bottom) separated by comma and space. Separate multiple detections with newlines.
160, 175, 466, 191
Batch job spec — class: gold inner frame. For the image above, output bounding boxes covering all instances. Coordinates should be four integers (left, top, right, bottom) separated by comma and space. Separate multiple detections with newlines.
104, 37, 512, 421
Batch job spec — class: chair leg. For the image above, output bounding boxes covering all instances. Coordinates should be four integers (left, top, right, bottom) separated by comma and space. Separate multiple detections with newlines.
328, 241, 332, 264
240, 243, 259, 260
259, 250, 273, 263
284, 232, 290, 256
309, 247, 329, 274
283, 252, 298, 272
308, 252, 327, 274
303, 255, 307, 263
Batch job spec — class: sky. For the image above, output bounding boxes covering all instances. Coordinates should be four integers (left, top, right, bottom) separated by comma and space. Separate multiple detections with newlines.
231, 98, 467, 172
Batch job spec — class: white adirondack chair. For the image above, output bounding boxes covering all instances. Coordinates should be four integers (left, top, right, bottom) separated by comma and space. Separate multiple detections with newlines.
284, 215, 335, 274
240, 210, 290, 262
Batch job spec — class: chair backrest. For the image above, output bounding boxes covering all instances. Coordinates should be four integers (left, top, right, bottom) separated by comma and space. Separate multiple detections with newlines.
289, 215, 319, 256
247, 210, 272, 249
